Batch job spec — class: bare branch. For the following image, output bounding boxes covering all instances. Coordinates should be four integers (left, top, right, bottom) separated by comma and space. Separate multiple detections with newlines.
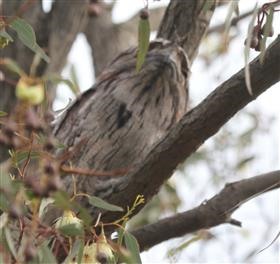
46, 0, 88, 81
132, 170, 280, 251
207, 9, 254, 35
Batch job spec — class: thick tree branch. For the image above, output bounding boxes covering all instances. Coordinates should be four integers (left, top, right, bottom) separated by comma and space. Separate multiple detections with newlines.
45, 0, 88, 101
102, 36, 280, 222
132, 170, 280, 251
157, 0, 217, 63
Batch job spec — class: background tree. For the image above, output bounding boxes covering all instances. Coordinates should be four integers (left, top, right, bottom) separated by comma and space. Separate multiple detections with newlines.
0, 0, 279, 263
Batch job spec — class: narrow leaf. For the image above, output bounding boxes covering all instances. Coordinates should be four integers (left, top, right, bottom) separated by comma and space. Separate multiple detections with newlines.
136, 15, 150, 72
38, 241, 57, 264
260, 7, 274, 64
77, 240, 84, 264
53, 191, 72, 210
33, 43, 50, 63
4, 228, 17, 258
167, 235, 201, 258
0, 111, 7, 117
0, 58, 25, 76
244, 4, 258, 95
0, 213, 8, 229
44, 74, 78, 95
202, 0, 215, 13
224, 0, 240, 35
63, 239, 83, 264
124, 231, 142, 264
58, 223, 84, 237
10, 18, 50, 63
88, 196, 123, 212
70, 64, 81, 95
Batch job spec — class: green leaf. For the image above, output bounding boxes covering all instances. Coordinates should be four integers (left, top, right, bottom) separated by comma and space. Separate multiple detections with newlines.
117, 224, 126, 246
88, 196, 123, 212
70, 64, 81, 95
10, 150, 40, 167
38, 241, 57, 264
0, 58, 25, 76
167, 235, 201, 258
44, 74, 79, 95
4, 227, 17, 258
260, 7, 274, 64
58, 223, 84, 237
244, 4, 258, 96
136, 16, 150, 72
0, 193, 9, 211
53, 191, 72, 210
202, 0, 215, 13
124, 231, 142, 264
10, 18, 50, 63
0, 111, 7, 117
0, 213, 8, 229
63, 239, 84, 264
0, 30, 13, 42
224, 0, 240, 35
75, 204, 93, 228
33, 43, 50, 63
77, 240, 84, 264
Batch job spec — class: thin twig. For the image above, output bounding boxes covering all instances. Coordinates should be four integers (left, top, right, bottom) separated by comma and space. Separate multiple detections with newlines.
60, 165, 129, 177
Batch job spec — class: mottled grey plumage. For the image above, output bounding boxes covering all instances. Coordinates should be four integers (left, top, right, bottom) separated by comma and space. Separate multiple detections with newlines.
54, 39, 189, 213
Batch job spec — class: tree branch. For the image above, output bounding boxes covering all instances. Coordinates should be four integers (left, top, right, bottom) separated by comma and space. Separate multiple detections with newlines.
101, 36, 280, 222
157, 0, 217, 63
207, 9, 254, 35
132, 170, 280, 251
45, 0, 88, 101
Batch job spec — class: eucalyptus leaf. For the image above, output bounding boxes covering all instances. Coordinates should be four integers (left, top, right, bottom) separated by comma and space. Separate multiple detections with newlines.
4, 228, 17, 258
260, 7, 274, 64
167, 235, 201, 258
202, 0, 215, 12
10, 18, 50, 63
244, 4, 258, 95
53, 191, 72, 210
136, 15, 150, 72
58, 223, 84, 237
0, 58, 25, 76
44, 74, 78, 95
88, 195, 123, 212
124, 231, 142, 264
63, 239, 83, 264
38, 241, 57, 264
0, 111, 7, 117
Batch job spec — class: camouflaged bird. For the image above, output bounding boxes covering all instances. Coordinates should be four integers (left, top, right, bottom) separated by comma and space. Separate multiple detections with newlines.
53, 39, 189, 215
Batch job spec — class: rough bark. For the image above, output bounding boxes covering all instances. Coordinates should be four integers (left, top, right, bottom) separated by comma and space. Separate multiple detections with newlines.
132, 170, 280, 251
157, 0, 216, 63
